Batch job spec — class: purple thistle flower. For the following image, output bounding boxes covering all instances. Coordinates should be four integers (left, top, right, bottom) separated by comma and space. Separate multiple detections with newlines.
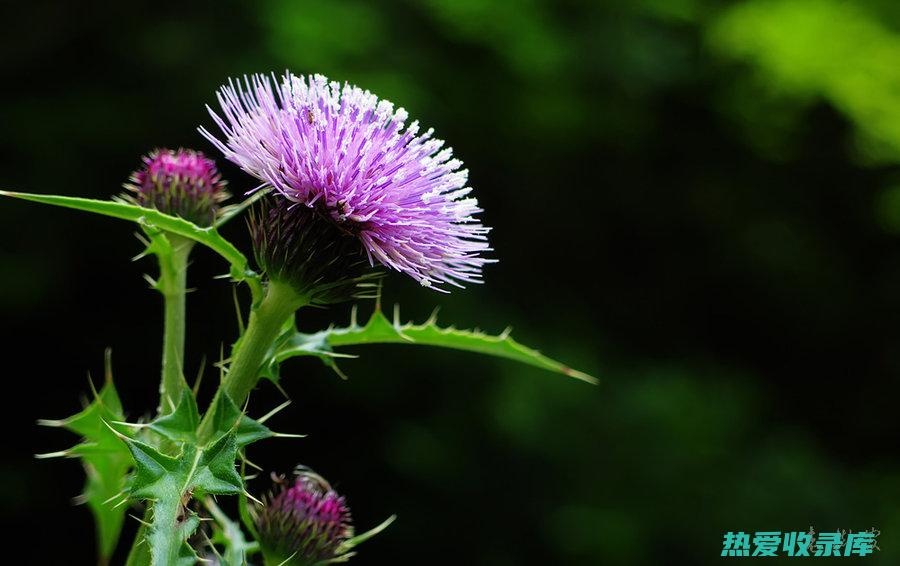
200, 72, 493, 290
254, 469, 354, 566
123, 148, 228, 226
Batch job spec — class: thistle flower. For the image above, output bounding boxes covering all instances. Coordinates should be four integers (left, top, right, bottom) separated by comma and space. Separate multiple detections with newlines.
201, 72, 493, 291
254, 469, 354, 566
123, 148, 228, 226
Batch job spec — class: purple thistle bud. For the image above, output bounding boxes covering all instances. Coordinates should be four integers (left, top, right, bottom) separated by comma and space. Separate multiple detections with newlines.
124, 148, 228, 226
248, 196, 380, 304
201, 72, 494, 291
254, 469, 354, 566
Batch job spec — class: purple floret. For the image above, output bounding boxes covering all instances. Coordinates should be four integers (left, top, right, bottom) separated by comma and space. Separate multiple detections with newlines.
125, 148, 227, 226
201, 72, 494, 290
255, 471, 354, 564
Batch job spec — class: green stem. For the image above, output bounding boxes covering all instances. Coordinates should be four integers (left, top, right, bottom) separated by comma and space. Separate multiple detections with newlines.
147, 495, 182, 566
125, 234, 194, 564
158, 235, 193, 413
224, 280, 304, 403
198, 280, 305, 440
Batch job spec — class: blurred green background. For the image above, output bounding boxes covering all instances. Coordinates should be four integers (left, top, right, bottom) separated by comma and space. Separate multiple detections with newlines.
1, 0, 899, 563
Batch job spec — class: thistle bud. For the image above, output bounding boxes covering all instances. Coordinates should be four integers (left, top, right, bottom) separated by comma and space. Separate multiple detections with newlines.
124, 148, 228, 226
254, 468, 354, 566
248, 196, 378, 305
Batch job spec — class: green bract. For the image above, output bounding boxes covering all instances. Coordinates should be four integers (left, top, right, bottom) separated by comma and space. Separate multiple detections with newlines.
4, 188, 594, 565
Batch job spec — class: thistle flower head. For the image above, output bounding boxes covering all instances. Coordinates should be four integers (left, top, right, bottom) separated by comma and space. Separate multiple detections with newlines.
254, 468, 354, 566
201, 72, 493, 290
124, 148, 228, 226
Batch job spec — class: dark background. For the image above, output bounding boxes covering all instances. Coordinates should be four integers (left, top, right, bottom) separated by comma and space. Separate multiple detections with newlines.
2, 0, 899, 564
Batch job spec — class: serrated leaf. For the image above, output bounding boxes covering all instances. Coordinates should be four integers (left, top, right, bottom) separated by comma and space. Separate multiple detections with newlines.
84, 449, 132, 562
39, 364, 132, 561
205, 391, 275, 448
115, 429, 244, 566
0, 190, 262, 302
190, 433, 243, 495
149, 390, 201, 444
44, 379, 125, 441
270, 305, 597, 384
112, 393, 250, 566
119, 434, 243, 500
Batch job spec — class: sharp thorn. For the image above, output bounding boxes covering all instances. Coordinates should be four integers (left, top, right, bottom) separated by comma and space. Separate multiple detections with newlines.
257, 400, 291, 424
273, 432, 306, 439
243, 490, 264, 506
35, 450, 69, 459
129, 514, 152, 527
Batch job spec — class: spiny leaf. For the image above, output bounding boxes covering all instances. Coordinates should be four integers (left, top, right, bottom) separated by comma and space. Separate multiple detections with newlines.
190, 433, 243, 496
113, 430, 244, 566
115, 431, 243, 501
38, 355, 132, 561
84, 446, 132, 562
110, 394, 252, 566
0, 190, 262, 302
120, 437, 183, 500
41, 378, 124, 440
270, 305, 597, 384
148, 390, 201, 444
205, 391, 276, 448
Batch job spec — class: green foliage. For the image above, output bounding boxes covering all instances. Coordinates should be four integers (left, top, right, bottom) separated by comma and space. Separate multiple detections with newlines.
15, 185, 595, 565
10, 157, 593, 565
710, 0, 900, 162
38, 352, 132, 562
121, 432, 242, 501
0, 190, 263, 302
202, 390, 278, 447
148, 391, 202, 444
111, 390, 263, 566
266, 303, 597, 384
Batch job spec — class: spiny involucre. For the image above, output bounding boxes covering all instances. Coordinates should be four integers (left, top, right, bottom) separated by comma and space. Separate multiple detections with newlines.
200, 72, 494, 290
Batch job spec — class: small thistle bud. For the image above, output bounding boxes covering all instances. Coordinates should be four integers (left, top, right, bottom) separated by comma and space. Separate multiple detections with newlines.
123, 148, 228, 226
254, 468, 354, 566
249, 196, 378, 305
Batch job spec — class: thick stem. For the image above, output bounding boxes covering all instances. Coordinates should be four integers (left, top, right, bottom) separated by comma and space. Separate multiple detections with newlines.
224, 279, 304, 403
198, 280, 304, 440
147, 495, 182, 566
158, 235, 193, 413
